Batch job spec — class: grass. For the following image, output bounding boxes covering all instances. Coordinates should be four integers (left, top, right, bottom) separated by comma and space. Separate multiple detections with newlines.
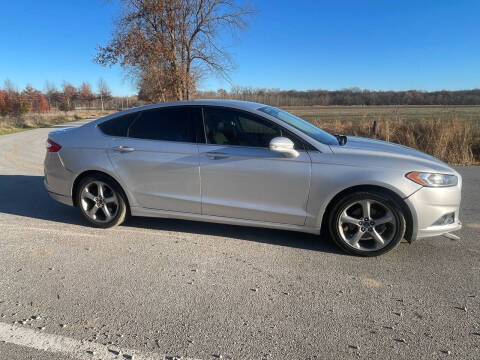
284, 105, 480, 124
0, 110, 115, 136
0, 127, 32, 136
285, 105, 480, 165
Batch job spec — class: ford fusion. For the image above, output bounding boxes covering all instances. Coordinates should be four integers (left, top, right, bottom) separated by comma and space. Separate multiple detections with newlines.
44, 100, 462, 256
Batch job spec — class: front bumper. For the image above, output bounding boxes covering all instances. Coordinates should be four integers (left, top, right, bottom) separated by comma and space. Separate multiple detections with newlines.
417, 221, 462, 239
405, 180, 462, 240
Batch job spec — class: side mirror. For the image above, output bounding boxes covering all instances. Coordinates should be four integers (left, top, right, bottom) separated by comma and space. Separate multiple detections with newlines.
269, 137, 299, 158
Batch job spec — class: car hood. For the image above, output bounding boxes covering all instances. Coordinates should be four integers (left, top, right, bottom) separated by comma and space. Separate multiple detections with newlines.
329, 136, 456, 174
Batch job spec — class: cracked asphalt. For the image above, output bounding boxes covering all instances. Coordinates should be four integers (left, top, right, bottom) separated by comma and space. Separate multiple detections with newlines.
0, 121, 479, 359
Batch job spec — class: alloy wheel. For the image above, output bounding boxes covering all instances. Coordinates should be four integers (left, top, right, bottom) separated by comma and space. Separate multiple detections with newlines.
80, 181, 119, 223
337, 199, 397, 252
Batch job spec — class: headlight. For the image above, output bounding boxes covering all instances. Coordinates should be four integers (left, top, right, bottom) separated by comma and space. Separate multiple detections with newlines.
406, 172, 458, 187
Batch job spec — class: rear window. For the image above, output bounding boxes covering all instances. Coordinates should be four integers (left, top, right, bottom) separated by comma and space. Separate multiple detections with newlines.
98, 113, 137, 137
128, 107, 199, 143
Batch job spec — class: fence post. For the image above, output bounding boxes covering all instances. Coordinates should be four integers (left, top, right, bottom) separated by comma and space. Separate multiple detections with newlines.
371, 120, 377, 137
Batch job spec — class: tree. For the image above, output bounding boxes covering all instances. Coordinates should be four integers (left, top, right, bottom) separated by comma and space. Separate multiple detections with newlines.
95, 0, 254, 102
0, 81, 29, 116
3, 79, 17, 94
60, 82, 77, 111
78, 82, 95, 108
0, 90, 7, 116
97, 78, 112, 111
22, 85, 50, 113
217, 88, 228, 99
44, 81, 59, 108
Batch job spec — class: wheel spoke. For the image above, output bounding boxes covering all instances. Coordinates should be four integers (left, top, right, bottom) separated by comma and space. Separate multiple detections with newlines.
341, 212, 360, 226
82, 190, 95, 201
87, 205, 100, 219
102, 206, 113, 220
375, 213, 393, 225
371, 229, 385, 246
361, 200, 371, 218
96, 182, 105, 197
348, 230, 364, 249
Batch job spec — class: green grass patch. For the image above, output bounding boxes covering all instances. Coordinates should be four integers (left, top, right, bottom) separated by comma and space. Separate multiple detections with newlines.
0, 127, 32, 136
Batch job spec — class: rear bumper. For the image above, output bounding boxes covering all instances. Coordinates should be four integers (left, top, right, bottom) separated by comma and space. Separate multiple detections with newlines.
44, 151, 74, 206
405, 179, 462, 240
46, 185, 74, 206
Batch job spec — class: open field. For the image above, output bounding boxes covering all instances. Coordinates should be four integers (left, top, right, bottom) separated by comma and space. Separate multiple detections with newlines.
285, 105, 480, 123
285, 105, 480, 165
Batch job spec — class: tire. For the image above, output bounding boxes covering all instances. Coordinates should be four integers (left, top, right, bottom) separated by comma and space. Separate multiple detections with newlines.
76, 174, 128, 228
328, 191, 406, 256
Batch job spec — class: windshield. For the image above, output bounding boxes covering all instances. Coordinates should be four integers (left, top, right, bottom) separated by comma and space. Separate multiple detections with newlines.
258, 106, 339, 145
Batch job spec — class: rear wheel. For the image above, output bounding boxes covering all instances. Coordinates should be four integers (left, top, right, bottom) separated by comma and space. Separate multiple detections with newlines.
77, 175, 127, 228
328, 191, 406, 256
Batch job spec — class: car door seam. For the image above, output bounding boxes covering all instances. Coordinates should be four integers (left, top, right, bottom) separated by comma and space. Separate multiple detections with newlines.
302, 151, 313, 226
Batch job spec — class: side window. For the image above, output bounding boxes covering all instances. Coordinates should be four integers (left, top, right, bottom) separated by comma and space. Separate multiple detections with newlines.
129, 108, 199, 143
98, 113, 137, 137
238, 114, 278, 136
236, 113, 282, 147
203, 108, 237, 145
203, 107, 304, 149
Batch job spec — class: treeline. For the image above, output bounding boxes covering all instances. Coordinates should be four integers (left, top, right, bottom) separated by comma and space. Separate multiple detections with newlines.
42, 80, 114, 111
4, 81, 480, 117
0, 86, 50, 116
197, 87, 480, 106
0, 80, 142, 117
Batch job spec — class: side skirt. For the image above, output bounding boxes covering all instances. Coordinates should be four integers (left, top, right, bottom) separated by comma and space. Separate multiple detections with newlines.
130, 206, 321, 235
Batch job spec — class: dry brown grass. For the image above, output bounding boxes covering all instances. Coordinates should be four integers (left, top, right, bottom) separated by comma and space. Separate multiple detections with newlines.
311, 118, 479, 165
283, 105, 480, 165
0, 110, 115, 135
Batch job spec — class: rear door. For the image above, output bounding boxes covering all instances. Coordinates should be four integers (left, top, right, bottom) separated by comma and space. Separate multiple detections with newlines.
198, 107, 312, 225
107, 107, 203, 214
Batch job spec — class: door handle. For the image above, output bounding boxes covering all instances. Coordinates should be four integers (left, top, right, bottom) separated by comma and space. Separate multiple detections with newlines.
112, 145, 135, 153
206, 151, 229, 159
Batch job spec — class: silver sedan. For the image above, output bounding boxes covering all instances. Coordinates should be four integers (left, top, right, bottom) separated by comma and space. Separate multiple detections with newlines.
44, 100, 462, 256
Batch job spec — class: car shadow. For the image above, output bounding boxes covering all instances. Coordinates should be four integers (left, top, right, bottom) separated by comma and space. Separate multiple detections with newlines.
0, 175, 342, 254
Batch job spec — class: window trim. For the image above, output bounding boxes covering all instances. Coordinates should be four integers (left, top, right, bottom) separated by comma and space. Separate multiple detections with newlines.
200, 105, 312, 151
97, 104, 318, 151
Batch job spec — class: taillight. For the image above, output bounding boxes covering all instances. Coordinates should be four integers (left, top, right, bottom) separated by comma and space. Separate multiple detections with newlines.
46, 139, 62, 152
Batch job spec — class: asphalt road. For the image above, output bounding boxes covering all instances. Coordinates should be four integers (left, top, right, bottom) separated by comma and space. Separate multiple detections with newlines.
0, 121, 479, 360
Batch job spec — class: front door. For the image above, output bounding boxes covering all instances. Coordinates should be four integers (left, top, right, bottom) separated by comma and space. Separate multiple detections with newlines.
198, 107, 311, 225
108, 107, 203, 214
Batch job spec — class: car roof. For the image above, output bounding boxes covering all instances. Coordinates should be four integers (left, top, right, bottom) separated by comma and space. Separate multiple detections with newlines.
123, 99, 266, 113
92, 100, 269, 126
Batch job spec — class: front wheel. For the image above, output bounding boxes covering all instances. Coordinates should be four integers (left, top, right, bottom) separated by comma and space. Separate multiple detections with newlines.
77, 175, 128, 228
328, 191, 406, 256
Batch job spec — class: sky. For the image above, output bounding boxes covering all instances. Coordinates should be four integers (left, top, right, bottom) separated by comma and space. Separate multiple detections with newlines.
1, 0, 479, 96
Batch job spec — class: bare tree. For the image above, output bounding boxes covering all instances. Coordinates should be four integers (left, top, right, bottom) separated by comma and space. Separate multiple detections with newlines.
3, 79, 18, 94
97, 78, 112, 111
95, 0, 254, 102
44, 81, 58, 107
61, 81, 77, 111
